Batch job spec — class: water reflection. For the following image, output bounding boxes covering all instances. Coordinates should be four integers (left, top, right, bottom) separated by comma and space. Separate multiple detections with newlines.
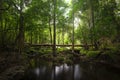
53, 64, 81, 80
34, 68, 40, 76
74, 64, 81, 80
22, 62, 120, 80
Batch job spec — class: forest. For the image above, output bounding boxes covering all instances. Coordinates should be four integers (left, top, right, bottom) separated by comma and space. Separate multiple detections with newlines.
0, 0, 120, 80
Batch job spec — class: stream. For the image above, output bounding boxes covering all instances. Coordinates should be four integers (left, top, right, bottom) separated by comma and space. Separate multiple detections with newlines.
22, 60, 120, 80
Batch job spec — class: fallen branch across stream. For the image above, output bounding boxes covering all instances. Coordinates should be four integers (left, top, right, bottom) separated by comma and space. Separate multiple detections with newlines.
25, 44, 93, 47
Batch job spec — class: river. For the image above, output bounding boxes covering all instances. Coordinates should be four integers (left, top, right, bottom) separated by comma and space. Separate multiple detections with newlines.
22, 61, 120, 80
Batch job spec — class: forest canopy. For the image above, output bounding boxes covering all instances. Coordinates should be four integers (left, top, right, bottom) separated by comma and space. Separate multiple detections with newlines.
0, 0, 120, 53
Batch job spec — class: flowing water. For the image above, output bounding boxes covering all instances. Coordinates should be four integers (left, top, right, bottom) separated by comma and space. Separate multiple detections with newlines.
22, 60, 120, 80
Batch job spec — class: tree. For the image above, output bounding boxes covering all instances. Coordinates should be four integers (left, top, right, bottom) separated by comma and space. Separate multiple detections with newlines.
72, 2, 75, 53
53, 0, 57, 56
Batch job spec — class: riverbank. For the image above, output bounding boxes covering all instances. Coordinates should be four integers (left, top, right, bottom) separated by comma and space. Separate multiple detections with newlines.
26, 46, 120, 69
0, 46, 120, 80
0, 51, 25, 80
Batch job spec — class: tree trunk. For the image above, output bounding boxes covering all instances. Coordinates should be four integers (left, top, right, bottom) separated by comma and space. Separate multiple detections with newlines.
0, 13, 4, 48
48, 0, 53, 44
49, 17, 52, 44
72, 11, 75, 53
57, 30, 60, 44
16, 0, 24, 54
18, 11, 24, 53
62, 27, 64, 45
89, 0, 97, 49
53, 0, 56, 56
30, 31, 32, 44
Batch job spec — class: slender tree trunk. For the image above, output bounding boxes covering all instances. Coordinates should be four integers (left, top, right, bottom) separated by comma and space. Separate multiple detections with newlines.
48, 0, 52, 44
4, 19, 7, 43
30, 31, 32, 44
62, 27, 64, 45
49, 17, 52, 44
18, 11, 24, 53
72, 11, 75, 53
57, 31, 60, 44
89, 0, 97, 49
16, 0, 24, 54
53, 0, 56, 56
0, 13, 4, 48
39, 29, 41, 44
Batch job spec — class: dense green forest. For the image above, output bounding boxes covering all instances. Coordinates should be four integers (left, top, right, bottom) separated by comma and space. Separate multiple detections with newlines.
0, 0, 120, 52
0, 0, 120, 80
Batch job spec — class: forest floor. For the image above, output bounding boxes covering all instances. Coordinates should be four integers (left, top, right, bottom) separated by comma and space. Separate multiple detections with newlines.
0, 46, 120, 80
0, 51, 25, 80
26, 46, 120, 69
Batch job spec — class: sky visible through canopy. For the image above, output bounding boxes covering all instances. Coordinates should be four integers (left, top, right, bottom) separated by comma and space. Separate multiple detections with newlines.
65, 0, 72, 5
64, 0, 80, 29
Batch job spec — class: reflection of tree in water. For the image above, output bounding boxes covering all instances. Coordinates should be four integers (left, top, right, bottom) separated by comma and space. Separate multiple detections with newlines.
52, 64, 82, 80
79, 62, 120, 80
74, 64, 81, 80
22, 63, 120, 80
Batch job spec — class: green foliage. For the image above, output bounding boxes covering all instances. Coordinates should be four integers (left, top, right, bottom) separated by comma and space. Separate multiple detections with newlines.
0, 0, 120, 57
86, 51, 100, 58
57, 56, 65, 63
81, 49, 100, 58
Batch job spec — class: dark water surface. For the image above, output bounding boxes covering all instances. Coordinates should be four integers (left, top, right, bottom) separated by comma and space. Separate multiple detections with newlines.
22, 61, 120, 80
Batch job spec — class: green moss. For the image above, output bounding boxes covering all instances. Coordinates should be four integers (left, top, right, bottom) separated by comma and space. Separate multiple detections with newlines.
103, 47, 120, 62
80, 49, 100, 58
86, 51, 100, 57
80, 49, 88, 54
